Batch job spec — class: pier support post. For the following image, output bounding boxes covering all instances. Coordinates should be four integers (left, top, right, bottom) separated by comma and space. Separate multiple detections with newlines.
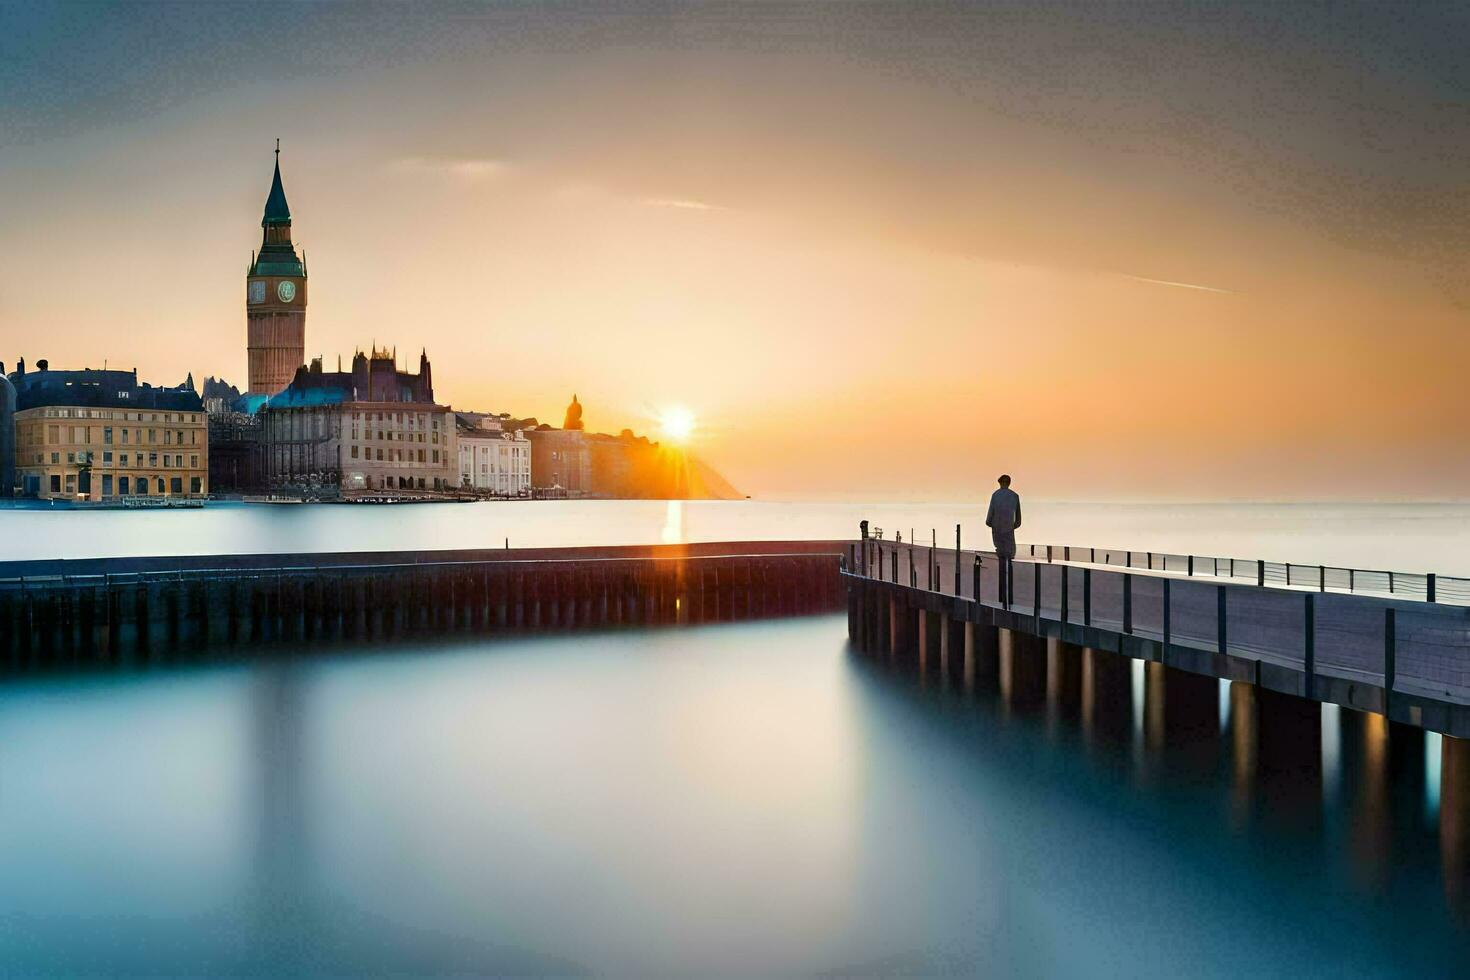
1442, 735, 1470, 916
1000, 628, 1046, 706
964, 620, 999, 691
919, 609, 942, 677
1144, 662, 1219, 750
1082, 646, 1132, 741
1047, 639, 1084, 717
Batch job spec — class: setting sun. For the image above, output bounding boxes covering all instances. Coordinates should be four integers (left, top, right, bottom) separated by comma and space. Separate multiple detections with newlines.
658, 406, 697, 443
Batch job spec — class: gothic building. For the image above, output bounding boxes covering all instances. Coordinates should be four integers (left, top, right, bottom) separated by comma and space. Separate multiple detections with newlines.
260, 349, 456, 495
245, 144, 308, 396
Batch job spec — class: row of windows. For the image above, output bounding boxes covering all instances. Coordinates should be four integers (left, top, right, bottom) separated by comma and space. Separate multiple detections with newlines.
36, 452, 200, 468
49, 474, 202, 495
350, 446, 441, 464
36, 425, 198, 447
42, 409, 201, 423
353, 412, 441, 429
350, 429, 440, 444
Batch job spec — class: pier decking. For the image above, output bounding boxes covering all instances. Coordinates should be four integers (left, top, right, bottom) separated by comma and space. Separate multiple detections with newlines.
845, 530, 1470, 737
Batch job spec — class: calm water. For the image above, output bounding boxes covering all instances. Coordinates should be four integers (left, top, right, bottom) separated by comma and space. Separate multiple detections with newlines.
1, 616, 1466, 976
4, 499, 1470, 575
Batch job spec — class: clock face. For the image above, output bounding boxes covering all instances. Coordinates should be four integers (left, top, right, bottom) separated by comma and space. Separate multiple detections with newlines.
248, 280, 266, 304
277, 280, 297, 303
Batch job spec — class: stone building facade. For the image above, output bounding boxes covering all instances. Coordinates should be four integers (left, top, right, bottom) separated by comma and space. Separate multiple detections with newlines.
7, 359, 208, 500
456, 416, 531, 496
261, 349, 456, 495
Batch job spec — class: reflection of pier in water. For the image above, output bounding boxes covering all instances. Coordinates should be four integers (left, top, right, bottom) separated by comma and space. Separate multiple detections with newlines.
847, 530, 1470, 915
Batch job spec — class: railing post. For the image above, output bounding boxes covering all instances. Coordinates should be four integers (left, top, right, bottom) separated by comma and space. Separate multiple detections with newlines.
1428, 573, 1437, 603
1046, 545, 1053, 563
1319, 565, 1325, 592
1384, 607, 1396, 716
954, 524, 962, 596
1061, 563, 1069, 623
1163, 578, 1171, 655
1349, 568, 1355, 592
972, 554, 981, 604
1033, 563, 1042, 632
1217, 585, 1228, 655
1064, 546, 1071, 562
1083, 567, 1092, 626
1389, 571, 1395, 594
1304, 593, 1315, 699
1188, 555, 1194, 577
1123, 573, 1133, 635
1147, 551, 1153, 571
859, 520, 869, 579
1257, 560, 1265, 588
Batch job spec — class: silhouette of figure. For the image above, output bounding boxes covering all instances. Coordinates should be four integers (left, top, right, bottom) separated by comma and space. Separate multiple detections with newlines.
986, 474, 1021, 605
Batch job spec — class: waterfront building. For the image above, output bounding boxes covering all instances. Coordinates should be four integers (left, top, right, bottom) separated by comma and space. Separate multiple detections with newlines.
6, 359, 208, 500
200, 376, 265, 495
528, 426, 592, 495
0, 363, 15, 497
456, 415, 531, 496
246, 144, 307, 397
261, 349, 456, 494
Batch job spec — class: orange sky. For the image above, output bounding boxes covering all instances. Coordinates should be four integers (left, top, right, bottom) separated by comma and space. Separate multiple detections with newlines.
2, 3, 1466, 500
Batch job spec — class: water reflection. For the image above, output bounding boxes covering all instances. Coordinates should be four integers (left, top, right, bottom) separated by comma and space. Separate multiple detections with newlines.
1, 618, 1467, 975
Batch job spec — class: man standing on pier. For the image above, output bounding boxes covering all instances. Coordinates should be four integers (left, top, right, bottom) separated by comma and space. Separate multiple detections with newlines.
986, 474, 1021, 606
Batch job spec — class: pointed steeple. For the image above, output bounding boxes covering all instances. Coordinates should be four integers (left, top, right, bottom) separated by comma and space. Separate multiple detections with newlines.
262, 139, 291, 228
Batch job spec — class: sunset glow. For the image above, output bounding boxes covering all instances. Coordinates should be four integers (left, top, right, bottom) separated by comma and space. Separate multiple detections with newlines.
2, 3, 1466, 500
658, 406, 697, 444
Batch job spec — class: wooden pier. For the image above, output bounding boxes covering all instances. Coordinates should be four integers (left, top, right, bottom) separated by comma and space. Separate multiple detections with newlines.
0, 541, 846, 669
843, 529, 1470, 738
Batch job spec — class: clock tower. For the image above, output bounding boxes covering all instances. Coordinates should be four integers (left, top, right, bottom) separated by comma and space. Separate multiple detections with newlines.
245, 142, 308, 396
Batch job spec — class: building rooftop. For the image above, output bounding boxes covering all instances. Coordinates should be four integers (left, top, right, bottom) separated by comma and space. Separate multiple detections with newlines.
7, 361, 202, 412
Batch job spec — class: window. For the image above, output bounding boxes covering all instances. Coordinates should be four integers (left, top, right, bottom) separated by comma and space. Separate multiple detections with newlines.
163, 455, 171, 467
104, 427, 113, 444
190, 477, 201, 494
121, 429, 129, 445
149, 452, 158, 466
102, 474, 113, 497
102, 451, 113, 465
49, 475, 60, 493
351, 445, 359, 459
50, 452, 59, 464
190, 455, 198, 468
170, 477, 183, 495
119, 476, 130, 495
155, 477, 165, 494
67, 452, 75, 464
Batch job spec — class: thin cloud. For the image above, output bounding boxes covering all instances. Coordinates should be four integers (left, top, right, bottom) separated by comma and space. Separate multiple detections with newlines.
1124, 274, 1235, 295
390, 156, 509, 180
642, 197, 726, 212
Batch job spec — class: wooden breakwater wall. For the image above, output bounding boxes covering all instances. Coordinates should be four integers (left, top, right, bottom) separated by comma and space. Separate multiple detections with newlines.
0, 541, 849, 670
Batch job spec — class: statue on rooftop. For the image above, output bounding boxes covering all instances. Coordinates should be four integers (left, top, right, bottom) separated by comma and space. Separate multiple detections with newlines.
563, 394, 585, 430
